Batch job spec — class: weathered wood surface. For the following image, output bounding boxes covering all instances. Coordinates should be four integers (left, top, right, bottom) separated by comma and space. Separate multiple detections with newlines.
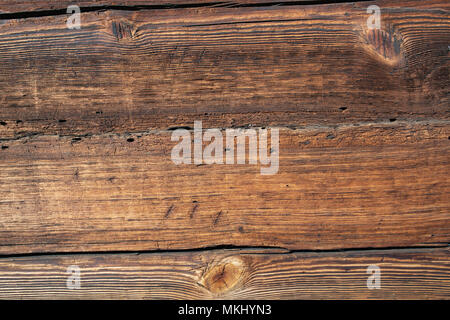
0, 0, 449, 299
0, 0, 314, 14
0, 122, 448, 255
0, 247, 448, 299
0, 0, 449, 138
0, 0, 448, 13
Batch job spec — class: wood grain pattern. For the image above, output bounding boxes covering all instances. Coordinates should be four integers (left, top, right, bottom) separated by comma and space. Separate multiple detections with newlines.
0, 247, 448, 299
0, 0, 449, 300
0, 0, 314, 14
0, 122, 448, 255
0, 0, 448, 139
0, 0, 448, 13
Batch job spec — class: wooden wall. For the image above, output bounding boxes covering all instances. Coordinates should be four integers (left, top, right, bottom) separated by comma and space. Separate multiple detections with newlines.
0, 0, 448, 299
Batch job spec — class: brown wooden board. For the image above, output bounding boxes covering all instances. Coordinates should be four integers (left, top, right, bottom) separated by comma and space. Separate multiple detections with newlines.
0, 0, 448, 139
2, 1, 442, 14
0, 247, 448, 299
0, 0, 448, 300
0, 122, 448, 255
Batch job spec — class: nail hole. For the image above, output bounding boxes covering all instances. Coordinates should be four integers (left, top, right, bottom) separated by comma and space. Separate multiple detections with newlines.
326, 134, 335, 139
0, 121, 7, 126
58, 119, 67, 123
16, 120, 22, 124
127, 138, 134, 142
339, 106, 347, 111
389, 118, 397, 122
72, 137, 82, 142
1, 145, 8, 149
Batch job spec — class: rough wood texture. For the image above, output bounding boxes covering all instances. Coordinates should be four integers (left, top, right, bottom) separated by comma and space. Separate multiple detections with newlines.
0, 0, 449, 139
0, 0, 448, 13
0, 122, 448, 255
0, 0, 449, 300
0, 247, 448, 299
3, 1, 434, 13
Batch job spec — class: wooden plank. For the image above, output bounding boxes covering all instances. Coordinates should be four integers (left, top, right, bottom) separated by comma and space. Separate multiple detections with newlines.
0, 0, 449, 300
0, 247, 448, 299
0, 0, 313, 13
0, 0, 447, 13
0, 0, 449, 139
0, 122, 448, 255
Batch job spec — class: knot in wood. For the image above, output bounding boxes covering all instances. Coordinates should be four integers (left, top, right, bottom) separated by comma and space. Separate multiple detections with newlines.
198, 256, 246, 295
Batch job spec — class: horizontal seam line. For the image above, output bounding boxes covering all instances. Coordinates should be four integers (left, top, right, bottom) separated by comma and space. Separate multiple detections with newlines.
0, 243, 448, 259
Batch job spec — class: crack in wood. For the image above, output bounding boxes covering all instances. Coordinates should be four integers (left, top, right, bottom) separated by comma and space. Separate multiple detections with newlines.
190, 204, 199, 219
0, 244, 447, 260
164, 204, 175, 219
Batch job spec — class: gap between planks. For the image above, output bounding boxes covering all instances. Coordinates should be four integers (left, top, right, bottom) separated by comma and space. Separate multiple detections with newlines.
0, 243, 448, 260
1, 119, 449, 143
